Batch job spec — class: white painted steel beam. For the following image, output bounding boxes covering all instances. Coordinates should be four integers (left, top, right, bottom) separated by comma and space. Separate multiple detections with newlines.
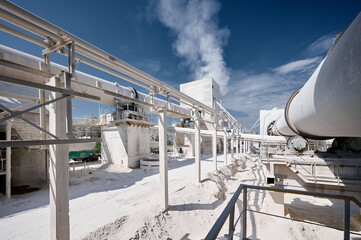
167, 126, 225, 137
158, 108, 168, 210
0, 90, 38, 102
231, 133, 234, 160
39, 88, 47, 148
48, 77, 70, 240
0, 1, 243, 128
194, 110, 201, 183
0, 45, 190, 118
212, 122, 217, 170
241, 133, 287, 144
236, 137, 239, 160
0, 138, 101, 148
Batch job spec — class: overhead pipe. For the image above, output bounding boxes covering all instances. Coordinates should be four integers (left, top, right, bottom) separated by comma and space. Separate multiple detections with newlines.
0, 1, 242, 128
270, 12, 361, 139
0, 44, 191, 116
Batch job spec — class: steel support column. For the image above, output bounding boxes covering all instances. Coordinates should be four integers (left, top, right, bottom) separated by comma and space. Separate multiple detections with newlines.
224, 129, 227, 164
212, 121, 217, 170
40, 53, 50, 149
39, 89, 47, 147
231, 134, 234, 161
48, 77, 70, 240
158, 108, 168, 210
66, 42, 75, 138
236, 137, 239, 160
194, 110, 201, 183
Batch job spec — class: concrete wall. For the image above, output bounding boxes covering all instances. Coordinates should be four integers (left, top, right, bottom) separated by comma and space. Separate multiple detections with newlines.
101, 124, 150, 168
127, 125, 150, 167
259, 109, 284, 135
178, 78, 224, 156
267, 163, 361, 230
183, 134, 195, 157
180, 77, 221, 122
11, 148, 47, 186
180, 77, 220, 110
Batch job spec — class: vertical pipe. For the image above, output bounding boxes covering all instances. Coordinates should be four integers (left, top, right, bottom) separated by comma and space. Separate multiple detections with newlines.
344, 199, 350, 240
66, 42, 75, 138
158, 108, 168, 210
49, 77, 70, 240
40, 54, 49, 148
64, 72, 73, 138
224, 128, 227, 164
6, 121, 12, 200
242, 187, 247, 240
194, 110, 201, 183
41, 54, 50, 183
212, 121, 217, 170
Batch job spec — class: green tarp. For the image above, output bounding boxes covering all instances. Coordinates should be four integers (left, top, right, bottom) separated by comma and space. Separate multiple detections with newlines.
69, 150, 93, 159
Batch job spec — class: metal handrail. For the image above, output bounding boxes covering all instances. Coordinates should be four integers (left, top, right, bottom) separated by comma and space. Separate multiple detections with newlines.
205, 184, 361, 240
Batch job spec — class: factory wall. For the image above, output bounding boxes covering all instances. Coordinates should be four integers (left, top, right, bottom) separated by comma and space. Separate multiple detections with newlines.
101, 124, 150, 168
11, 148, 47, 187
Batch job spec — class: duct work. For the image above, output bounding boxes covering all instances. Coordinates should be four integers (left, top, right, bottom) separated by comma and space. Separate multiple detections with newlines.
269, 12, 361, 140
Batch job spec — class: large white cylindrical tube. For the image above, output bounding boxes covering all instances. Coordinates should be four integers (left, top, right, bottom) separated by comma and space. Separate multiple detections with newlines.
271, 12, 361, 139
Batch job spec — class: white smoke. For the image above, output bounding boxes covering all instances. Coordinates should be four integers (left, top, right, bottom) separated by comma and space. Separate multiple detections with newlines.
155, 0, 230, 95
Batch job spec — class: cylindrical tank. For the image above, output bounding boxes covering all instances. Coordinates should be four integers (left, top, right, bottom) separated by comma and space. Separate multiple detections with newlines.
270, 12, 361, 139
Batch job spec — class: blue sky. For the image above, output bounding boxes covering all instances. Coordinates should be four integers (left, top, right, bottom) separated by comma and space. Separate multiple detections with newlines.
1, 0, 361, 129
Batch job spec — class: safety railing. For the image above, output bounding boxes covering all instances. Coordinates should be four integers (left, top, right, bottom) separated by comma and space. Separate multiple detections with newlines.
205, 184, 361, 240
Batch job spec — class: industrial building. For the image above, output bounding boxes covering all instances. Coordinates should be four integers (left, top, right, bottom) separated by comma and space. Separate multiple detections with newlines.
0, 1, 361, 240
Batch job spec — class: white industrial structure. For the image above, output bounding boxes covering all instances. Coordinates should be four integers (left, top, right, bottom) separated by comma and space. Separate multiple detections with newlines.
0, 1, 255, 239
1, 1, 361, 240
268, 13, 361, 139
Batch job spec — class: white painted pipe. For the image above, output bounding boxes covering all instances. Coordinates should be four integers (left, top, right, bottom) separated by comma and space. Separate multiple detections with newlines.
0, 1, 243, 128
0, 45, 191, 116
272, 12, 361, 139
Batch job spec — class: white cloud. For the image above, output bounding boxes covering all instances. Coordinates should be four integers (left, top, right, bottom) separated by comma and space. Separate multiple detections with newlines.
273, 57, 321, 75
155, 0, 230, 95
223, 57, 323, 129
306, 33, 335, 56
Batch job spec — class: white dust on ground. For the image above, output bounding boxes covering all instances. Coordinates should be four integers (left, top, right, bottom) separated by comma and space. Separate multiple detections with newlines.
82, 155, 348, 240
0, 154, 357, 239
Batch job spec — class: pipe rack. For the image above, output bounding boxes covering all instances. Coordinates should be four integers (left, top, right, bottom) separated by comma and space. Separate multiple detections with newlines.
0, 0, 243, 129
